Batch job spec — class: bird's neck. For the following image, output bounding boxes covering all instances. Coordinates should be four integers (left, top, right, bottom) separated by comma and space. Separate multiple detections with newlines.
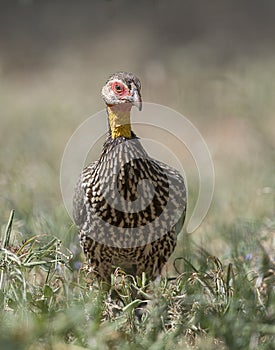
107, 104, 132, 139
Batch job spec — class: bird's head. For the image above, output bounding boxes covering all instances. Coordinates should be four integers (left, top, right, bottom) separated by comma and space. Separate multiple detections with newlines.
101, 71, 142, 111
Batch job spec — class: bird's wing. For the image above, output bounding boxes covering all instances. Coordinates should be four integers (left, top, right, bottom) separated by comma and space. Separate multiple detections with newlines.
73, 161, 98, 227
154, 160, 187, 235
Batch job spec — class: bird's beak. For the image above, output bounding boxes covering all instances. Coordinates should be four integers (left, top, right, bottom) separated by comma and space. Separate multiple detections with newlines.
131, 84, 142, 111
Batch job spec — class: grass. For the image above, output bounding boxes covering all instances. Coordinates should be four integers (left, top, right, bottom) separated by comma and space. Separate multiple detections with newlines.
0, 41, 275, 349
0, 210, 274, 350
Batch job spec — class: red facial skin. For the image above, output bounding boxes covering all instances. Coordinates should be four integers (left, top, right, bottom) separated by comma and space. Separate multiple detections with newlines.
111, 81, 131, 99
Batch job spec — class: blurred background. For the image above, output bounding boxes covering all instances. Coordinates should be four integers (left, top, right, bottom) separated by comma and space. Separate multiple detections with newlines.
0, 0, 274, 260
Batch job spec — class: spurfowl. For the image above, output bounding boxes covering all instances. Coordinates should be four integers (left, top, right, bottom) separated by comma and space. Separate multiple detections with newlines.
73, 72, 186, 282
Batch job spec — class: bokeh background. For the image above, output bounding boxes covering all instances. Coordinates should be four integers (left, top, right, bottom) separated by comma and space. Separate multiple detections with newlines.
1, 0, 274, 260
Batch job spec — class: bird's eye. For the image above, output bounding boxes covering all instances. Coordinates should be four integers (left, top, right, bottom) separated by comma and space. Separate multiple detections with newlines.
115, 84, 122, 92
111, 82, 125, 94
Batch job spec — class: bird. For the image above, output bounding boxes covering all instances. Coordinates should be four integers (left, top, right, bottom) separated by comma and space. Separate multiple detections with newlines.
73, 71, 186, 283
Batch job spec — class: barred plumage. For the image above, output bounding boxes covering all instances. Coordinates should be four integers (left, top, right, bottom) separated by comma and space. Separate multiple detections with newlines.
73, 72, 186, 281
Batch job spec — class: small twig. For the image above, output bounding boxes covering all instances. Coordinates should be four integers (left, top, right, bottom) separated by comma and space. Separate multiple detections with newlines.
2, 209, 14, 248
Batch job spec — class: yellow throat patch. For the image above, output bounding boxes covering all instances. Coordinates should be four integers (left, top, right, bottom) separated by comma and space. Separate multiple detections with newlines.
107, 105, 132, 139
